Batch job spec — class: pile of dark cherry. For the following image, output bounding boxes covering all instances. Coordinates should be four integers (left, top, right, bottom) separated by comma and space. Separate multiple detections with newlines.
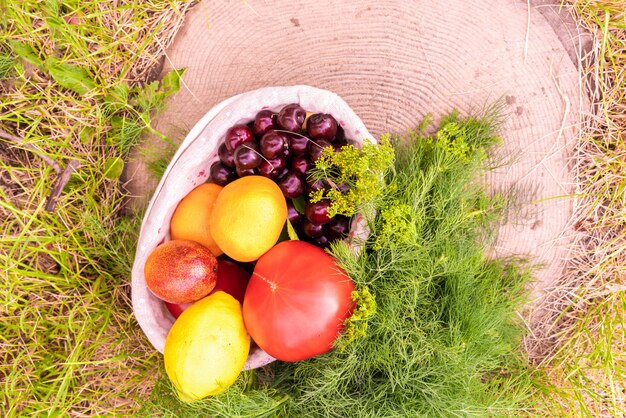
209, 103, 352, 248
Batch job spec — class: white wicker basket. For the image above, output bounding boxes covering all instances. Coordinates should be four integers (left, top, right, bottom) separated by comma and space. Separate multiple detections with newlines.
131, 85, 373, 369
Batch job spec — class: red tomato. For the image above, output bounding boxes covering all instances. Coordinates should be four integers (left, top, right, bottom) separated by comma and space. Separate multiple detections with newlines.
165, 259, 250, 319
243, 240, 355, 362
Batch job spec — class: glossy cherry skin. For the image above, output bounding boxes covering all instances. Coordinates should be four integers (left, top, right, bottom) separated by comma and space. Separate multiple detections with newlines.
258, 156, 286, 179
260, 131, 288, 159
291, 156, 313, 177
253, 109, 277, 137
305, 200, 332, 225
301, 219, 324, 238
308, 139, 333, 162
210, 161, 237, 186
236, 166, 257, 177
288, 134, 310, 156
224, 124, 255, 152
306, 113, 338, 141
306, 177, 327, 193
277, 171, 305, 199
218, 142, 236, 167
277, 103, 306, 133
312, 234, 330, 248
234, 142, 262, 169
286, 200, 303, 225
326, 215, 350, 241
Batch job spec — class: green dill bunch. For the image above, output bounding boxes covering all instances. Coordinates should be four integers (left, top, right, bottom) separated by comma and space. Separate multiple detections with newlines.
276, 115, 535, 417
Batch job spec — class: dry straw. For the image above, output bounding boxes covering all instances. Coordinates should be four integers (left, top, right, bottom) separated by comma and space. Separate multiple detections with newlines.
1, 1, 196, 415
526, 1, 625, 415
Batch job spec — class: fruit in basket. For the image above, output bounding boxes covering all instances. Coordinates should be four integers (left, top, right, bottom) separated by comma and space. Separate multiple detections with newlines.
253, 109, 277, 136
165, 259, 251, 318
131, 91, 384, 381
276, 171, 305, 198
306, 113, 338, 140
260, 131, 288, 158
243, 240, 355, 362
209, 176, 287, 262
224, 124, 255, 151
234, 142, 262, 169
208, 105, 358, 251
305, 200, 332, 225
170, 183, 223, 256
144, 240, 218, 304
164, 291, 249, 401
209, 162, 237, 186
277, 103, 306, 132
258, 156, 286, 179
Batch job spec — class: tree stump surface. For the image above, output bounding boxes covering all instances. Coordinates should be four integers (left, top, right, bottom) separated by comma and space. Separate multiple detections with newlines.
125, 0, 590, 301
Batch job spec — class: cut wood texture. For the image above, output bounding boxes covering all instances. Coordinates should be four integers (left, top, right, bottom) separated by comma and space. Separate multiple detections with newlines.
125, 0, 589, 307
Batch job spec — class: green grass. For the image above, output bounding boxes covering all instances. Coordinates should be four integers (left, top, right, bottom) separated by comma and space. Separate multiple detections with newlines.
541, 293, 625, 416
0, 1, 194, 415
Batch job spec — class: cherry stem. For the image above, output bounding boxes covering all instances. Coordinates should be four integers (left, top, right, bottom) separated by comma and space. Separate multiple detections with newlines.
273, 129, 322, 149
326, 178, 339, 190
240, 144, 274, 170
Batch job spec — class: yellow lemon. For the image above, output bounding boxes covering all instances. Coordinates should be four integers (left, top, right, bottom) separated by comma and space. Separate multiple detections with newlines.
209, 176, 287, 262
163, 291, 250, 401
170, 183, 223, 256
